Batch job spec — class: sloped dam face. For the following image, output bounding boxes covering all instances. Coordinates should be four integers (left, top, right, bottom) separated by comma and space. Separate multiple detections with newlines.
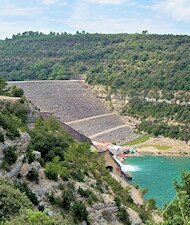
9, 80, 136, 143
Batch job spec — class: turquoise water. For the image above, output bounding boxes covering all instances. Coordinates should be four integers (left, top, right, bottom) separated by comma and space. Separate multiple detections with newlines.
124, 155, 190, 208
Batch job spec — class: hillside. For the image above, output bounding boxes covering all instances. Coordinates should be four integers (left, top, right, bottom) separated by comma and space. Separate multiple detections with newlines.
0, 31, 189, 140
0, 32, 189, 93
0, 79, 150, 225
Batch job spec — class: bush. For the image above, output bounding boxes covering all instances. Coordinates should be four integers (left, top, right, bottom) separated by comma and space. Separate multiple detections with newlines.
117, 207, 131, 225
0, 131, 5, 143
62, 189, 75, 209
0, 178, 32, 222
26, 169, 39, 183
15, 181, 39, 206
0, 112, 20, 140
3, 146, 18, 167
147, 199, 157, 211
2, 209, 70, 225
8, 101, 29, 123
72, 201, 88, 223
10, 85, 24, 97
45, 170, 58, 181
78, 187, 98, 202
114, 196, 121, 208
70, 170, 85, 182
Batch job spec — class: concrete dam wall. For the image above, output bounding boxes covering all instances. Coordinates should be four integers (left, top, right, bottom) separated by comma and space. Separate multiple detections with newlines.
9, 80, 136, 144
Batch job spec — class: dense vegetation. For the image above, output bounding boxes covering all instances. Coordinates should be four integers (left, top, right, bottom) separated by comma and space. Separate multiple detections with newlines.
0, 31, 189, 94
122, 97, 190, 141
0, 32, 189, 140
0, 78, 29, 142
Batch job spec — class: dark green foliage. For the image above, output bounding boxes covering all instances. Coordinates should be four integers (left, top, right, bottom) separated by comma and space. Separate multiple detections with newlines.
0, 131, 5, 143
15, 181, 39, 206
115, 196, 121, 208
26, 150, 35, 164
78, 187, 98, 202
122, 97, 190, 124
1, 32, 189, 94
7, 101, 29, 123
72, 201, 88, 223
45, 169, 58, 181
0, 112, 20, 139
70, 170, 85, 182
62, 188, 75, 209
0, 178, 32, 222
2, 146, 18, 168
10, 85, 24, 97
27, 118, 72, 163
117, 207, 131, 225
147, 199, 157, 211
139, 120, 190, 142
0, 92, 29, 140
123, 97, 190, 141
26, 169, 39, 183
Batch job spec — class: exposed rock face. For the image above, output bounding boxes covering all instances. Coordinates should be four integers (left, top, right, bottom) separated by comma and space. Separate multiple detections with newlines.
0, 131, 31, 155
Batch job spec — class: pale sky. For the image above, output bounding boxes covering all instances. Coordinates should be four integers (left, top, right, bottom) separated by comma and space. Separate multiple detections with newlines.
0, 0, 190, 39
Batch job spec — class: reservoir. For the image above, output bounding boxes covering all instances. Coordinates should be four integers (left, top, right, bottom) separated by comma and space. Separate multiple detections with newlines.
124, 155, 190, 208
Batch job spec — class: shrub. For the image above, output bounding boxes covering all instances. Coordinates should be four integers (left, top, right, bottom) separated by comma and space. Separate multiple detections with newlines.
3, 146, 18, 168
62, 189, 75, 209
117, 207, 131, 225
2, 209, 70, 225
0, 178, 32, 222
0, 112, 20, 140
10, 85, 24, 97
147, 198, 157, 211
70, 170, 85, 182
26, 169, 39, 183
114, 196, 121, 208
72, 201, 88, 223
15, 181, 39, 206
78, 187, 98, 202
45, 170, 58, 181
0, 131, 5, 143
26, 150, 35, 163
45, 156, 64, 181
8, 101, 29, 123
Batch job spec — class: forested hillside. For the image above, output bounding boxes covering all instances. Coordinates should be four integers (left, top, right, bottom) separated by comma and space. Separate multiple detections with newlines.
0, 31, 190, 94
0, 31, 190, 141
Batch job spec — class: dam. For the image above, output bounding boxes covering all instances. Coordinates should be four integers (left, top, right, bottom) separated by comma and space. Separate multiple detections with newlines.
9, 80, 136, 143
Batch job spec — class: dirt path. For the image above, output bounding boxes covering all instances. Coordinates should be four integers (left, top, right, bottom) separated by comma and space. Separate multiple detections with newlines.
110, 172, 144, 206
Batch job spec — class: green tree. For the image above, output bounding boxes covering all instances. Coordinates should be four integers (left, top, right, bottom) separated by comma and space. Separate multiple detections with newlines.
0, 178, 32, 222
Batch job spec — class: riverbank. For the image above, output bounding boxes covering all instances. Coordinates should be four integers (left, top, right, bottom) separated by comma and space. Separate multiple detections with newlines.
124, 136, 190, 157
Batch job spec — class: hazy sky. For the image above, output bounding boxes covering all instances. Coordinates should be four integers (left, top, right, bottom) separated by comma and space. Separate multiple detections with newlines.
0, 0, 190, 39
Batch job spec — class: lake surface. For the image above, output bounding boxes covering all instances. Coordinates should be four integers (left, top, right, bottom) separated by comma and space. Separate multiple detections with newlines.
124, 155, 190, 208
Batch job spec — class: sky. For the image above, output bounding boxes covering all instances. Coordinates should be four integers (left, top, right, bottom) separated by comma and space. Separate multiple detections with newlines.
0, 0, 190, 39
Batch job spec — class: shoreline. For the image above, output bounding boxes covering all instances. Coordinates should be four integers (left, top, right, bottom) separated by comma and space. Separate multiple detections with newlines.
137, 149, 190, 157
124, 136, 190, 157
